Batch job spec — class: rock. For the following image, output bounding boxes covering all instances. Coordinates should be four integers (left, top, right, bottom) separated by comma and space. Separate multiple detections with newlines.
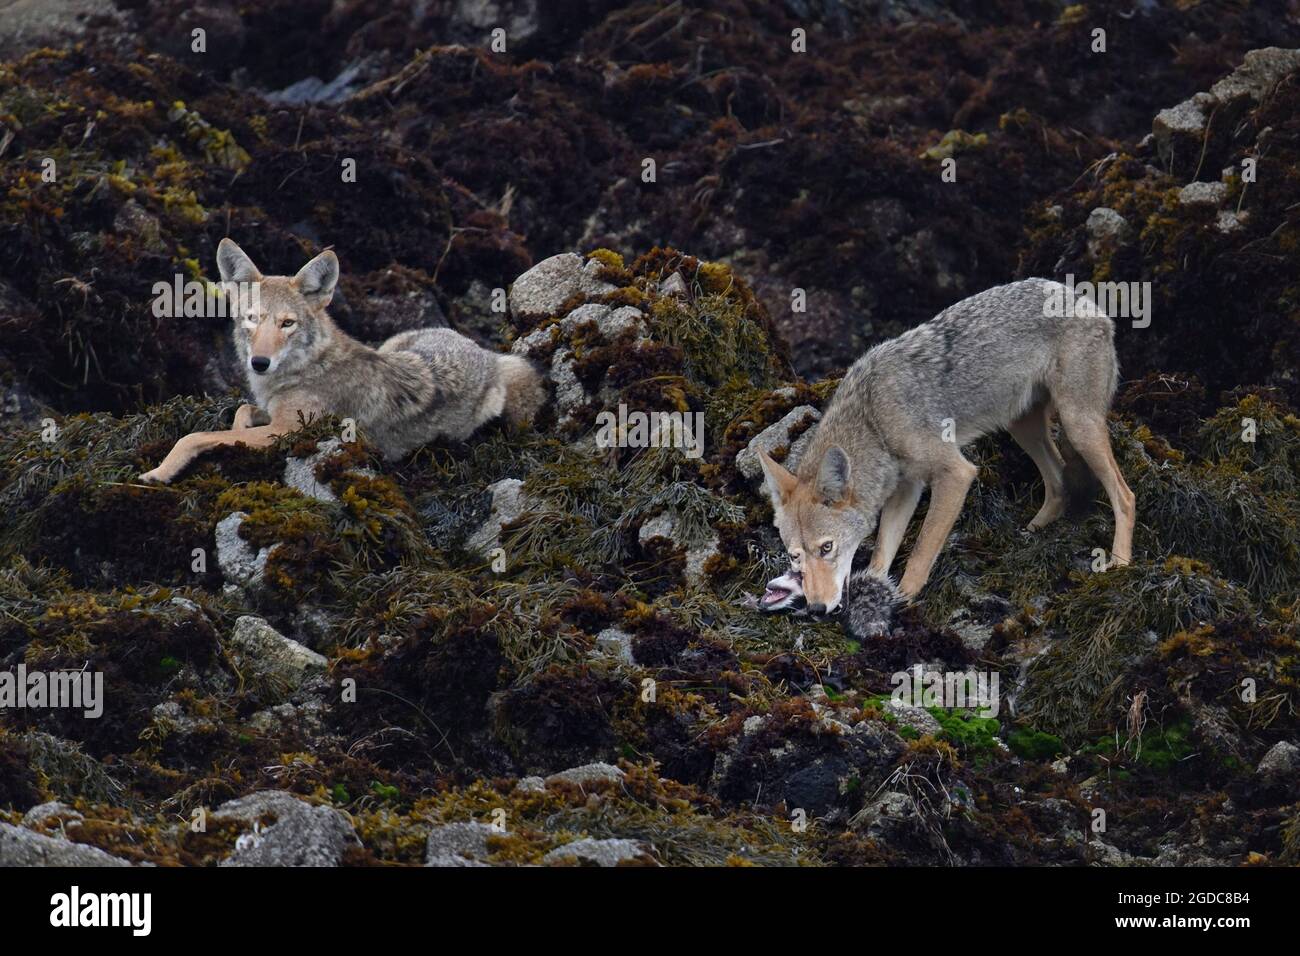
603, 304, 644, 338
514, 776, 546, 794
510, 323, 556, 357
1178, 181, 1228, 207
0, 821, 131, 866
425, 821, 499, 867
545, 762, 626, 788
944, 608, 995, 651
1215, 209, 1249, 233
1208, 47, 1300, 114
1152, 94, 1212, 166
150, 700, 218, 740
549, 346, 589, 420
593, 627, 635, 665
1085, 207, 1130, 260
265, 61, 368, 107
638, 511, 720, 584
227, 616, 327, 694
1256, 741, 1300, 777
509, 253, 585, 318
850, 790, 920, 842
215, 512, 272, 588
1153, 49, 1300, 171
735, 406, 821, 484
579, 257, 618, 297
882, 697, 943, 736
0, 0, 126, 61
561, 302, 643, 340
711, 716, 903, 818
283, 438, 364, 503
21, 801, 83, 831
214, 791, 360, 867
245, 699, 325, 736
542, 837, 650, 866
1089, 839, 1133, 867
658, 272, 688, 298
465, 477, 531, 556
449, 0, 544, 47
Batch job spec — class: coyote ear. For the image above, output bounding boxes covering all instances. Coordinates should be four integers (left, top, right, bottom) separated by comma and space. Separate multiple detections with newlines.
757, 448, 799, 504
294, 249, 339, 306
217, 238, 261, 283
815, 445, 851, 503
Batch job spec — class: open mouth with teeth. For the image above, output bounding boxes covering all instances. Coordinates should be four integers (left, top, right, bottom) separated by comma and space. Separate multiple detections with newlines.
758, 570, 806, 612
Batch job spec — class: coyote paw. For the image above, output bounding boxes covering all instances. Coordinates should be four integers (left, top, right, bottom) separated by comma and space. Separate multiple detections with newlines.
138, 468, 170, 485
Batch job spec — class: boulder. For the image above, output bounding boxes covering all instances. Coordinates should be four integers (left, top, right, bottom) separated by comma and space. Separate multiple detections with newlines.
735, 406, 821, 484
545, 762, 626, 788
542, 837, 651, 866
227, 616, 327, 694
0, 821, 131, 866
215, 512, 273, 588
425, 821, 499, 867
214, 791, 360, 867
465, 477, 532, 556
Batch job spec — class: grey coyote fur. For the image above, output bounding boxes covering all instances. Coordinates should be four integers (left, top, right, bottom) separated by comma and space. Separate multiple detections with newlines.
141, 239, 545, 483
757, 278, 1136, 612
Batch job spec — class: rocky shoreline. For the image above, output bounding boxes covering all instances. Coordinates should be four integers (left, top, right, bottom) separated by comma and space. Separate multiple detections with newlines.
1, 3, 1298, 866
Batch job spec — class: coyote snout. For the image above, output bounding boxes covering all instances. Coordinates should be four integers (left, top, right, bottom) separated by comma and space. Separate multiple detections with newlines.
758, 445, 871, 614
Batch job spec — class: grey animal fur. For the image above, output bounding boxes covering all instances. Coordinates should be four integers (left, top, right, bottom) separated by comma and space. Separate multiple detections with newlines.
759, 278, 1136, 610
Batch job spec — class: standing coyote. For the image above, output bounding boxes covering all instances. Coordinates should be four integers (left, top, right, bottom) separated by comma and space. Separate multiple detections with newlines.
140, 239, 545, 483
757, 278, 1136, 612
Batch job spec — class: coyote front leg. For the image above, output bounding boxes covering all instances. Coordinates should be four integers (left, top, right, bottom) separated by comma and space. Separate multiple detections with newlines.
869, 478, 923, 576
898, 459, 977, 600
232, 403, 268, 429
140, 417, 292, 484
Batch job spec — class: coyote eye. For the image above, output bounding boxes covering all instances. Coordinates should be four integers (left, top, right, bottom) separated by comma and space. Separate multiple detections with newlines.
819, 541, 833, 556
280, 319, 296, 329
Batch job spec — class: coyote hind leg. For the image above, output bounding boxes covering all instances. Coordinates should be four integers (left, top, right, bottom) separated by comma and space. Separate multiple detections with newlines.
1007, 403, 1066, 531
1057, 411, 1135, 566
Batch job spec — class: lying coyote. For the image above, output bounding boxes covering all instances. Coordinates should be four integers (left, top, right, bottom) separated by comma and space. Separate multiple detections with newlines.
757, 278, 1136, 612
141, 239, 544, 483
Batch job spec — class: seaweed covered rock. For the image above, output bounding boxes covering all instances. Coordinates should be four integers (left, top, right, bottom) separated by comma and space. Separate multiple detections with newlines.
1021, 47, 1300, 408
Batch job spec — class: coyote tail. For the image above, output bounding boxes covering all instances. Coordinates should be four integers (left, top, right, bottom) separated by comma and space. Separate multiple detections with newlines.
497, 354, 547, 425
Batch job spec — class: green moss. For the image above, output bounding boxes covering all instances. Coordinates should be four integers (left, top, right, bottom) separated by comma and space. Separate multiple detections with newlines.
1008, 727, 1065, 761
1086, 718, 1196, 772
928, 708, 1001, 752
